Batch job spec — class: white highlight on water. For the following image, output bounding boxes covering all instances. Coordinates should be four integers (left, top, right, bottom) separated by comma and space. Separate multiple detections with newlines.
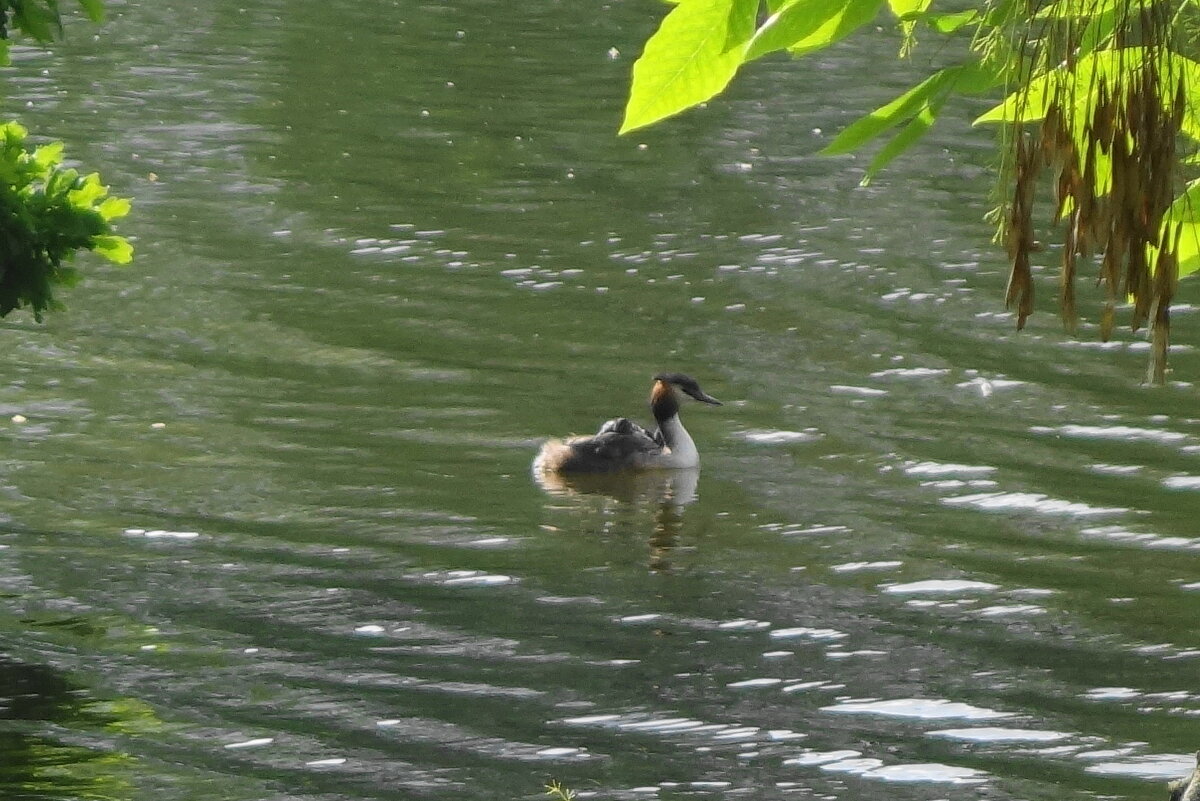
821, 698, 1013, 720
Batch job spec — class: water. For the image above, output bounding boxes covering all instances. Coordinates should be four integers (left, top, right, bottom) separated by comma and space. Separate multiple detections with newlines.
0, 1, 1198, 799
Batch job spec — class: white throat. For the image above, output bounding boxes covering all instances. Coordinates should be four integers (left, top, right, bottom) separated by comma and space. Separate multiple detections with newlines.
657, 414, 700, 468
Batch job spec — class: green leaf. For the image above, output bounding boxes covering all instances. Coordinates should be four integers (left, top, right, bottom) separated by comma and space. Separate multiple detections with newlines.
76, 0, 105, 22
888, 0, 930, 20
92, 235, 133, 265
12, 2, 61, 44
888, 0, 929, 50
822, 61, 995, 155
1076, 7, 1117, 54
723, 0, 758, 51
0, 122, 29, 145
68, 172, 107, 208
0, 40, 11, 68
32, 141, 63, 170
1166, 179, 1200, 223
1033, 0, 1129, 18
746, 0, 885, 61
1177, 223, 1200, 279
1159, 182, 1200, 278
46, 167, 79, 199
97, 195, 130, 220
975, 47, 1200, 128
927, 9, 977, 33
861, 102, 937, 183
822, 66, 960, 155
620, 0, 756, 134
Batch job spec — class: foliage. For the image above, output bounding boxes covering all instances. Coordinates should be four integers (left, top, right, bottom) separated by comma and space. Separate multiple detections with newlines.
0, 0, 105, 66
0, 121, 130, 320
545, 779, 577, 801
0, 0, 131, 321
621, 0, 1200, 382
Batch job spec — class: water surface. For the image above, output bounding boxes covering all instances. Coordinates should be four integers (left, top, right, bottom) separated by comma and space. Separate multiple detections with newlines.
0, 1, 1198, 799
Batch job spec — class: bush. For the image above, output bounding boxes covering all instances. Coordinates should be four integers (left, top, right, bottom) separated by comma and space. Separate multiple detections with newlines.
0, 120, 130, 320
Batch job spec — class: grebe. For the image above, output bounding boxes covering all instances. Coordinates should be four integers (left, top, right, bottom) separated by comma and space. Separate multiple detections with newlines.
533, 373, 721, 473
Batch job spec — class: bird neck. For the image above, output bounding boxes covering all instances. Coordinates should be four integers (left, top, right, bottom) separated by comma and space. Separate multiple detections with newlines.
650, 384, 679, 425
656, 414, 698, 465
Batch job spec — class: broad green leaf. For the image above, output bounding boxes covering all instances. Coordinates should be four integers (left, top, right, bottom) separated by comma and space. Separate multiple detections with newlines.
1156, 183, 1200, 279
1174, 57, 1200, 140
822, 61, 996, 155
888, 0, 930, 19
45, 167, 79, 199
786, 0, 884, 56
927, 9, 977, 32
621, 0, 756, 134
68, 173, 107, 207
12, 2, 60, 44
0, 122, 29, 145
1032, 0, 1155, 18
862, 103, 937, 183
76, 0, 105, 20
723, 0, 759, 52
1166, 179, 1200, 223
822, 66, 961, 155
976, 47, 1200, 129
975, 47, 1132, 125
93, 235, 133, 265
1076, 6, 1117, 54
954, 60, 1002, 93
97, 196, 131, 221
1176, 222, 1200, 279
974, 73, 1057, 124
746, 0, 885, 62
32, 141, 63, 170
982, 0, 1024, 26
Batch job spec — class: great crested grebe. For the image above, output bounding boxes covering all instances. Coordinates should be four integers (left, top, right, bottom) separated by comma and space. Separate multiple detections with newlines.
533, 372, 722, 473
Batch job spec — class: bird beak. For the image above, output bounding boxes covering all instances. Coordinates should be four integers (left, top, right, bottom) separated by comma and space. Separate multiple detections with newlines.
691, 389, 722, 405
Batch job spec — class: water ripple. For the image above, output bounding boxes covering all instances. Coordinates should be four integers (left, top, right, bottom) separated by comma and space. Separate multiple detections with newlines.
821, 698, 1014, 720
1031, 424, 1188, 444
929, 727, 1070, 743
942, 491, 1127, 516
883, 580, 999, 594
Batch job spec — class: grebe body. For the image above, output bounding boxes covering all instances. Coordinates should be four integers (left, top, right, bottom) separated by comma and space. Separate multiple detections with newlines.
533, 373, 721, 474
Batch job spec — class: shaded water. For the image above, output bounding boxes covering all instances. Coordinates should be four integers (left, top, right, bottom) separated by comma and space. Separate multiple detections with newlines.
1, 1, 1199, 799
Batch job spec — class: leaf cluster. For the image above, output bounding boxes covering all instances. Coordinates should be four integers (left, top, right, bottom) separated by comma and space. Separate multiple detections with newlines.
0, 0, 104, 66
0, 121, 131, 320
621, 0, 989, 138
979, 1, 1200, 382
623, 0, 1200, 380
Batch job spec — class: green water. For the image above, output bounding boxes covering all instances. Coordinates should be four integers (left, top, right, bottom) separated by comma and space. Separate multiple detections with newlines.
0, 1, 1198, 799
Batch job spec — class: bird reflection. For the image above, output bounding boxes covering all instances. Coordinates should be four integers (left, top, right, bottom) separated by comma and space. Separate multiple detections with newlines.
533, 468, 700, 572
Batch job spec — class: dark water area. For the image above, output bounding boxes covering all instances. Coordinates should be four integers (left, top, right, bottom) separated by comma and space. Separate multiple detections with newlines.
0, 1, 1198, 799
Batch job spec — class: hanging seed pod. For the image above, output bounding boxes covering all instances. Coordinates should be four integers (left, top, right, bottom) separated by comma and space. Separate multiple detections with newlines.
1005, 134, 1039, 330
1061, 209, 1079, 333
1093, 76, 1114, 147
996, 0, 1188, 380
